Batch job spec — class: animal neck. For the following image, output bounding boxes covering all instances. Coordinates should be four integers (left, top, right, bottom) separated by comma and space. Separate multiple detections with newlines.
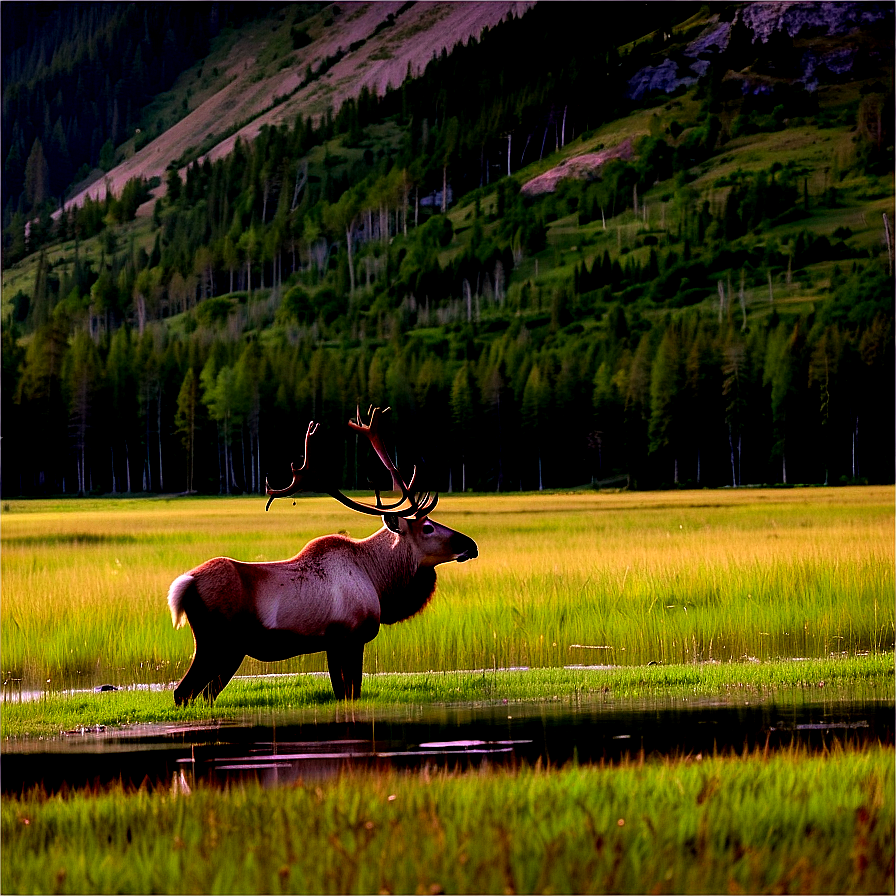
364, 528, 438, 625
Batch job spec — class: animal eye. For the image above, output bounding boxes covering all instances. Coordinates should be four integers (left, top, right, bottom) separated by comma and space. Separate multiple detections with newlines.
422, 523, 435, 534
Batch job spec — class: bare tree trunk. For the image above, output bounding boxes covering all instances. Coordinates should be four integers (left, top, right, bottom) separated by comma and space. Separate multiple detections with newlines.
256, 428, 262, 495
884, 212, 893, 275
157, 388, 164, 492
345, 224, 356, 294
223, 420, 230, 495
241, 427, 248, 493
145, 404, 153, 492
403, 171, 409, 236
137, 294, 146, 336
728, 426, 738, 487
228, 436, 237, 494
215, 423, 222, 494
291, 160, 308, 211
506, 133, 511, 177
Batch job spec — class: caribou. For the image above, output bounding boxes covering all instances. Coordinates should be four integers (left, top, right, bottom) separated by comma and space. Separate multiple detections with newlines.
167, 407, 477, 704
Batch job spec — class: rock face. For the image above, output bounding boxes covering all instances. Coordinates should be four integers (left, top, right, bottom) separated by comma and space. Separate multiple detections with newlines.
626, 1, 892, 100
628, 19, 732, 100
520, 140, 634, 197
739, 1, 888, 43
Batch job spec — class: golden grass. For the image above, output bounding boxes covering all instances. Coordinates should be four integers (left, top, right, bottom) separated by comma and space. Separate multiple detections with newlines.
2, 486, 893, 689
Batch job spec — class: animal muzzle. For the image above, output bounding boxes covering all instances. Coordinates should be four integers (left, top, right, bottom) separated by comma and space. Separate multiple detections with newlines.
451, 533, 479, 563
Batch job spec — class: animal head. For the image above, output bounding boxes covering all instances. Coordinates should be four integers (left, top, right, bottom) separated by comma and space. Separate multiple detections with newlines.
382, 513, 478, 567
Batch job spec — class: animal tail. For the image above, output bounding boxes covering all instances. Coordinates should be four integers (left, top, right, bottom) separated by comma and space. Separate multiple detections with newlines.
167, 574, 195, 629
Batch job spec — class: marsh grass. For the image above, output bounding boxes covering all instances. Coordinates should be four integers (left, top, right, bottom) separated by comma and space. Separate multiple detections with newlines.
2, 488, 893, 692
3, 655, 892, 739
2, 746, 893, 894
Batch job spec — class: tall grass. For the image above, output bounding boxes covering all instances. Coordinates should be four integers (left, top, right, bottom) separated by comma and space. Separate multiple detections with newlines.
2, 488, 893, 690
2, 746, 893, 894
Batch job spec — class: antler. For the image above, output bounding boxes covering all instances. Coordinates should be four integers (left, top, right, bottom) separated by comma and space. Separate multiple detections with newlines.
265, 421, 320, 510
264, 408, 438, 519
347, 406, 438, 518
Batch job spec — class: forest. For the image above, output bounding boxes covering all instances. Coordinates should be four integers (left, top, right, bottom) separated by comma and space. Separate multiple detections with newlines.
1, 2, 893, 497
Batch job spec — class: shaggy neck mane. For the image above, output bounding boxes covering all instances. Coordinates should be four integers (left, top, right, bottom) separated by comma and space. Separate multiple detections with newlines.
378, 566, 437, 625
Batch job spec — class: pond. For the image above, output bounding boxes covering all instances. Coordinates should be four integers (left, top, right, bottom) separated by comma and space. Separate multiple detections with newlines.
3, 696, 891, 794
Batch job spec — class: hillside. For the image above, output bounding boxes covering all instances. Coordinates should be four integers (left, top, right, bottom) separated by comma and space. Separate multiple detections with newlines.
1, 1, 893, 499
59, 2, 535, 213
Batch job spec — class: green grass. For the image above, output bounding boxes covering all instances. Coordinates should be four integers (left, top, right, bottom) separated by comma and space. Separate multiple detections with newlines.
3, 655, 892, 739
2, 488, 893, 693
3, 746, 893, 894
2, 490, 892, 895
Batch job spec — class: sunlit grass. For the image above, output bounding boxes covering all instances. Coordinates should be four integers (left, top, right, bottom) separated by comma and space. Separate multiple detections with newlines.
2, 487, 893, 691
4, 654, 892, 739
3, 746, 893, 894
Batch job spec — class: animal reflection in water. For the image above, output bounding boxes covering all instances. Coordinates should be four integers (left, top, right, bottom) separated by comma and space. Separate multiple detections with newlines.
167, 407, 478, 704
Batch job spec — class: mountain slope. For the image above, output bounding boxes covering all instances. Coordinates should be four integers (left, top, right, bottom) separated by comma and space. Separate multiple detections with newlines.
63, 1, 532, 213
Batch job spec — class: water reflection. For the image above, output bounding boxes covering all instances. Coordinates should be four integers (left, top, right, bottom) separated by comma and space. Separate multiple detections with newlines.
3, 697, 891, 794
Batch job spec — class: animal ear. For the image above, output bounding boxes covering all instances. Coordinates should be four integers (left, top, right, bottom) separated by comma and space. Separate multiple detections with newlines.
382, 513, 402, 533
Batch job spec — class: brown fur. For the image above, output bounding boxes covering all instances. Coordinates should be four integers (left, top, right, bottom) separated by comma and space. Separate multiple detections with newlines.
379, 566, 437, 624
169, 516, 476, 704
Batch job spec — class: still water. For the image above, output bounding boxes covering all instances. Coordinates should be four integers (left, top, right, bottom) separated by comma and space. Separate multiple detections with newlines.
3, 696, 891, 794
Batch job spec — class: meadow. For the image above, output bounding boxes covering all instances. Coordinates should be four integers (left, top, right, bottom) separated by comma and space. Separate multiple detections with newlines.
3, 747, 893, 894
2, 487, 893, 695
2, 487, 893, 895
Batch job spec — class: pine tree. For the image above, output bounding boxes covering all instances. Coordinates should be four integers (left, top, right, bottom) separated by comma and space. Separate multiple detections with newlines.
24, 137, 50, 210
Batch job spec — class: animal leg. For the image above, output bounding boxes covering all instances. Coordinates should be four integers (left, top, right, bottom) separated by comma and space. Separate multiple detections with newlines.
202, 650, 246, 703
326, 643, 365, 700
174, 642, 217, 705
174, 643, 243, 706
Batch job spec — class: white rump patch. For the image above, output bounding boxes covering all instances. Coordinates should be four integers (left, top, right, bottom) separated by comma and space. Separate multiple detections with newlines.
167, 574, 194, 629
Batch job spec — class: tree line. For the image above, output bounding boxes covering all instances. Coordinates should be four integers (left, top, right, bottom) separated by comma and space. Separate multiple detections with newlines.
3, 273, 892, 498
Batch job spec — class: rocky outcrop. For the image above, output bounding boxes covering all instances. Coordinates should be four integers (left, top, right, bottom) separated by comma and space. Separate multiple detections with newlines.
520, 140, 633, 197
626, 1, 892, 100
739, 1, 889, 43
628, 19, 732, 100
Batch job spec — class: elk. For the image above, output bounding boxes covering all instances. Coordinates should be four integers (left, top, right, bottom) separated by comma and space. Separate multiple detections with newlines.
167, 407, 478, 704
